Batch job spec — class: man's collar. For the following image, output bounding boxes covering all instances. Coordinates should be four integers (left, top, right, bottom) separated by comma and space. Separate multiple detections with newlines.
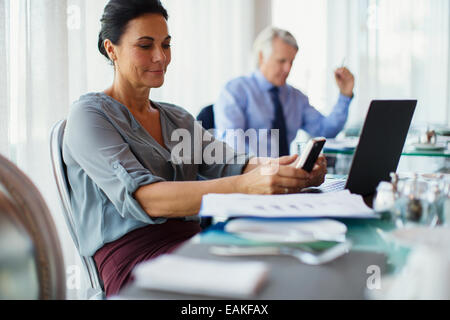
253, 69, 288, 92
254, 69, 276, 91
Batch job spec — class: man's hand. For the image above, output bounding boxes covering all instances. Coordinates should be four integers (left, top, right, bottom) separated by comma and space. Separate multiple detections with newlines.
335, 67, 355, 98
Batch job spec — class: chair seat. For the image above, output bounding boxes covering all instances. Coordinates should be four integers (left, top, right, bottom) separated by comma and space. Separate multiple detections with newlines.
197, 105, 215, 130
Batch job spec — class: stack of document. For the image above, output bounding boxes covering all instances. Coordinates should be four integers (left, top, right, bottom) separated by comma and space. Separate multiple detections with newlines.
133, 255, 269, 299
200, 190, 376, 219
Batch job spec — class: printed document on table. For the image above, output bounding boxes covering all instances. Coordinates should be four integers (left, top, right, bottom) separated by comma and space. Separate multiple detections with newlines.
200, 190, 377, 219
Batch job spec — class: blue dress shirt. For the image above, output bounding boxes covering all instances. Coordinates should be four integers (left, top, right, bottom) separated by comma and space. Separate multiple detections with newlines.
214, 70, 353, 156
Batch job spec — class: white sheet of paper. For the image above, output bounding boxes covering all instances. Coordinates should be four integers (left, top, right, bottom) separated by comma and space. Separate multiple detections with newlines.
200, 190, 376, 219
133, 255, 269, 299
324, 138, 359, 150
225, 218, 348, 243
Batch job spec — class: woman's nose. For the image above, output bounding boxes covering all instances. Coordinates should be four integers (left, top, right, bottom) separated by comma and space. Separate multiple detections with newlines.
152, 46, 166, 63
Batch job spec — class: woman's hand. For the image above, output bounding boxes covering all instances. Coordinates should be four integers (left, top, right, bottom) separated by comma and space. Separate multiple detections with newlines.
307, 155, 327, 187
135, 154, 328, 218
236, 154, 327, 195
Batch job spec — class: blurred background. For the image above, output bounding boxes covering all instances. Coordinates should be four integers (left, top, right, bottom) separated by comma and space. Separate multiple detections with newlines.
1, 0, 449, 299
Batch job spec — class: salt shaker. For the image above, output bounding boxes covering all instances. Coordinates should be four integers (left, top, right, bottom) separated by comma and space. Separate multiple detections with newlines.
373, 181, 396, 219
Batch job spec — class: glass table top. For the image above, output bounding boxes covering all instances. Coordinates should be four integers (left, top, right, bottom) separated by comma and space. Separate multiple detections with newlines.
320, 127, 450, 158
324, 145, 450, 158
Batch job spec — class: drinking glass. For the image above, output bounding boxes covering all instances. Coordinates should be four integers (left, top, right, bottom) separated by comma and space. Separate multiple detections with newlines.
395, 175, 433, 227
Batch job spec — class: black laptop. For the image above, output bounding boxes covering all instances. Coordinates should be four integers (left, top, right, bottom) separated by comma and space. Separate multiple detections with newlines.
320, 100, 417, 196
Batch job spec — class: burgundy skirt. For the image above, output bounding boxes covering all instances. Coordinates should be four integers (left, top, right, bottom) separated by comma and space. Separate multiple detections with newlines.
94, 219, 202, 297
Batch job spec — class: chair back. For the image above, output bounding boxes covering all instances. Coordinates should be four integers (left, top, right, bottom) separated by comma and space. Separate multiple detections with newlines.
50, 120, 104, 299
0, 154, 65, 299
196, 105, 215, 130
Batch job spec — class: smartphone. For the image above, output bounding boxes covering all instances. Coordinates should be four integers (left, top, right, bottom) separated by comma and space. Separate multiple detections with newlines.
294, 137, 326, 172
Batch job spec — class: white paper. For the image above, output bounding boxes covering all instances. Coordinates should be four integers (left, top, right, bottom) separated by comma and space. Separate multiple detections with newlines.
225, 219, 348, 243
200, 190, 376, 219
133, 255, 269, 299
324, 138, 359, 150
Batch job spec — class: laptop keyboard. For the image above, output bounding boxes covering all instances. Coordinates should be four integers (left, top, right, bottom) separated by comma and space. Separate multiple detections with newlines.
318, 179, 347, 193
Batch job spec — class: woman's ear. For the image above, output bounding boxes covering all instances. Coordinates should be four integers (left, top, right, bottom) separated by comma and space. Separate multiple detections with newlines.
104, 39, 117, 62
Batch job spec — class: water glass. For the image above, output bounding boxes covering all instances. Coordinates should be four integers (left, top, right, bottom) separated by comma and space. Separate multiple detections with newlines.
395, 174, 447, 227
395, 176, 432, 227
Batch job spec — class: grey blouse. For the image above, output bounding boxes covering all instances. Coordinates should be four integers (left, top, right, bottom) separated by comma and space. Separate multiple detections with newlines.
63, 93, 249, 257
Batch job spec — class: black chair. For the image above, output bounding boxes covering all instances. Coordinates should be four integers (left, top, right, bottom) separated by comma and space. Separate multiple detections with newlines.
196, 105, 216, 229
196, 105, 215, 130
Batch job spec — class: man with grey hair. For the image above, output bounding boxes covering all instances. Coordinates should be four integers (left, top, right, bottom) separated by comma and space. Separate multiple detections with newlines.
214, 26, 355, 157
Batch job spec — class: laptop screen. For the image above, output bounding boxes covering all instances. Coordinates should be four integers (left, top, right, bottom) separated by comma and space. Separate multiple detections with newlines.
345, 100, 417, 196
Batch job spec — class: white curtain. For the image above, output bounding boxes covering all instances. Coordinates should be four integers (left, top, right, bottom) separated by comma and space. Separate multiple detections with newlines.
0, 0, 9, 156
6, 0, 86, 299
152, 0, 268, 117
273, 0, 450, 128
2, 0, 271, 299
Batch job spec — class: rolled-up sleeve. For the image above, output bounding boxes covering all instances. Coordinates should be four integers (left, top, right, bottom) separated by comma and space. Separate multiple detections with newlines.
65, 103, 166, 224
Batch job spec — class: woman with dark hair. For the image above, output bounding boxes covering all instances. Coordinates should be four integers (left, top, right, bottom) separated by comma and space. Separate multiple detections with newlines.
63, 0, 327, 297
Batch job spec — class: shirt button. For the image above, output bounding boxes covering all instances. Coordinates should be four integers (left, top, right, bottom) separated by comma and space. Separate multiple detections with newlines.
113, 164, 119, 169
